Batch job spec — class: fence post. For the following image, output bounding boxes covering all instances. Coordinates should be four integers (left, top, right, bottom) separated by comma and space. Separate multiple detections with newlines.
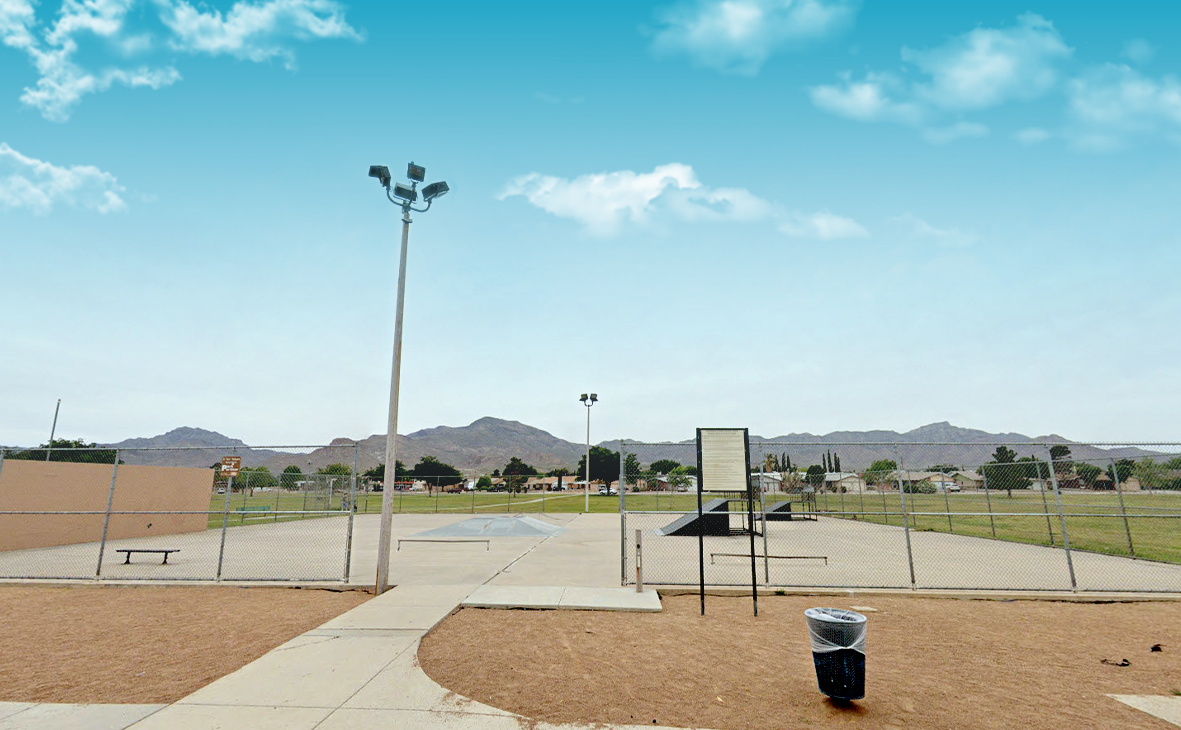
942, 476, 953, 532
619, 440, 627, 587
881, 484, 889, 526
635, 528, 643, 593
1110, 458, 1135, 557
893, 448, 917, 589
1044, 447, 1077, 592
94, 451, 120, 578
343, 445, 358, 583
1030, 461, 1055, 545
981, 464, 997, 538
215, 474, 234, 581
760, 473, 769, 584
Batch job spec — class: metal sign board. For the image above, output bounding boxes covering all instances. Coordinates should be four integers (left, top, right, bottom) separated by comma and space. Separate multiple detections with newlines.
698, 428, 749, 492
220, 456, 242, 477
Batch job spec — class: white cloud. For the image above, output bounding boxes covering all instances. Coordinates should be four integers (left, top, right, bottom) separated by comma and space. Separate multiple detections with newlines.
1121, 39, 1156, 65
1, 0, 360, 121
1012, 127, 1051, 145
155, 0, 362, 68
902, 13, 1070, 110
499, 163, 774, 235
0, 142, 126, 214
1066, 64, 1181, 150
808, 71, 921, 124
778, 210, 868, 239
651, 0, 858, 75
810, 14, 1069, 144
889, 212, 977, 247
921, 121, 989, 145
499, 163, 864, 239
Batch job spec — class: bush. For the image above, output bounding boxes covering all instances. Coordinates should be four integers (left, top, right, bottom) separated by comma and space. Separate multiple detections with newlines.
903, 480, 937, 494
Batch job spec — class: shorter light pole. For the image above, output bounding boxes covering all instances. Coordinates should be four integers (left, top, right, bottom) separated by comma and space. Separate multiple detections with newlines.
46, 399, 61, 461
580, 393, 597, 512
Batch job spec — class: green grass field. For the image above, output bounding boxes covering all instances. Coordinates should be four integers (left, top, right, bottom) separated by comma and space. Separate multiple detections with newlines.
798, 490, 1181, 564
625, 490, 1181, 564
205, 488, 1181, 565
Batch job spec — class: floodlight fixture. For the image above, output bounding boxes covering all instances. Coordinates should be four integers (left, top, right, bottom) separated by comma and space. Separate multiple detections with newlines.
369, 165, 391, 188
590, 393, 598, 403
580, 393, 588, 402
421, 181, 449, 202
407, 162, 426, 182
392, 182, 418, 202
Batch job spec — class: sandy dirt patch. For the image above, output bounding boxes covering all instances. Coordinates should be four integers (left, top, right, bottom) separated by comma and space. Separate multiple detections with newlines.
419, 593, 1181, 730
0, 585, 368, 704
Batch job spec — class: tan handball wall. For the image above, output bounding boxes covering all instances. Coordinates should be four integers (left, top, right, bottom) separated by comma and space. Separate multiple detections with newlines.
0, 460, 213, 551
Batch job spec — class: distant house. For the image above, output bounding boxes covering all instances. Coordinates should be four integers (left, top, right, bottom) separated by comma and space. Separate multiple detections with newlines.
899, 471, 958, 491
953, 472, 984, 490
825, 472, 867, 493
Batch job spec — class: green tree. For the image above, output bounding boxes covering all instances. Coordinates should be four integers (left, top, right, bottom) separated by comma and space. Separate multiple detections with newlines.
984, 446, 1031, 495
863, 459, 897, 489
623, 452, 641, 486
805, 465, 825, 489
1164, 456, 1181, 470
649, 459, 681, 475
671, 464, 698, 476
475, 475, 493, 490
1076, 462, 1102, 487
575, 446, 621, 488
927, 464, 958, 474
502, 457, 538, 492
1050, 445, 1073, 474
1133, 458, 1169, 490
318, 463, 352, 476
280, 465, 303, 490
545, 467, 573, 477
1107, 459, 1135, 486
237, 466, 278, 494
362, 461, 409, 491
411, 456, 464, 493
9, 438, 119, 464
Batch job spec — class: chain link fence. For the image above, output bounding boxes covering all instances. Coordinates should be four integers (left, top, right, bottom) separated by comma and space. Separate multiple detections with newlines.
0, 444, 360, 581
620, 440, 1181, 593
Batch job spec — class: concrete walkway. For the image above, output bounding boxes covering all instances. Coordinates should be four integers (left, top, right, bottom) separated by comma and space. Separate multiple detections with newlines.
115, 512, 688, 729
1109, 695, 1181, 727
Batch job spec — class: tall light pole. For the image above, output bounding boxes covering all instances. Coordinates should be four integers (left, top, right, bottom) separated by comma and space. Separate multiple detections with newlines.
369, 162, 450, 595
46, 399, 61, 461
580, 393, 597, 512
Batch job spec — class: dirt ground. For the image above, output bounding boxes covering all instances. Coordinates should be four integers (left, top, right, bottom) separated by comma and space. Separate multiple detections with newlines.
0, 585, 369, 704
419, 594, 1181, 730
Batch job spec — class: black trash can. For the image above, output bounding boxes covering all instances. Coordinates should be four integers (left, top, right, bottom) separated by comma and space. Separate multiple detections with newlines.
804, 607, 867, 700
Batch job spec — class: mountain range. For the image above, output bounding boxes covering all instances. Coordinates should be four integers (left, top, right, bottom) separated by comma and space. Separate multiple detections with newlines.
63, 419, 1158, 474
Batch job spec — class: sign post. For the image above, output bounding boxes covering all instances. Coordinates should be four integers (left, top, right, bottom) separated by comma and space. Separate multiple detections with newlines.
696, 428, 756, 616
216, 456, 241, 581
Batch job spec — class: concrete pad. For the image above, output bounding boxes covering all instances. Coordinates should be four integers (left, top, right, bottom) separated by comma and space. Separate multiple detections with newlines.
560, 587, 662, 612
0, 703, 165, 730
317, 708, 522, 729
491, 513, 622, 588
462, 585, 565, 609
127, 704, 332, 730
178, 635, 415, 708
344, 640, 512, 716
318, 603, 457, 631
366, 584, 479, 607
303, 628, 425, 639
1109, 695, 1181, 726
0, 704, 33, 722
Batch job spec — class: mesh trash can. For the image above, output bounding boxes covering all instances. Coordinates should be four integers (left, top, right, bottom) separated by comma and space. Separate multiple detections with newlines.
804, 607, 867, 700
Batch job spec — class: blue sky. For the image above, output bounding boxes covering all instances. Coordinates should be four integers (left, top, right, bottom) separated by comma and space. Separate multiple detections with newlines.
2, 0, 1179, 448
